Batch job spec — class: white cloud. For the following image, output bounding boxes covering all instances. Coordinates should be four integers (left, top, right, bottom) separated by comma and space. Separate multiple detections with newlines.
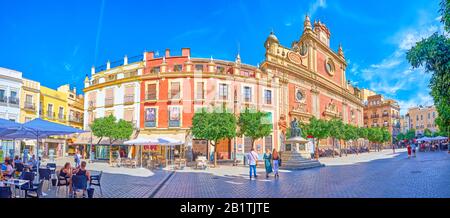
353, 11, 443, 114
398, 93, 434, 115
308, 0, 327, 17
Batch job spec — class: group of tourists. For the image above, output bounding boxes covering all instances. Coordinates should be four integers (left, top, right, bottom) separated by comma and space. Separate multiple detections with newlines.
1, 155, 38, 178
59, 160, 91, 197
246, 148, 281, 180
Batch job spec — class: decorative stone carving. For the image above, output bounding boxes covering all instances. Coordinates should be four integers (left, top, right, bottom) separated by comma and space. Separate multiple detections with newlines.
278, 114, 288, 134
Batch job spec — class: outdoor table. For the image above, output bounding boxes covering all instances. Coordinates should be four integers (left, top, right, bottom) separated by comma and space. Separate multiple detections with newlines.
1, 179, 29, 198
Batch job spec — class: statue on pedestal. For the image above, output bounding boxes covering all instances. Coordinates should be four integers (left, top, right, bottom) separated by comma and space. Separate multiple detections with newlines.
290, 118, 302, 138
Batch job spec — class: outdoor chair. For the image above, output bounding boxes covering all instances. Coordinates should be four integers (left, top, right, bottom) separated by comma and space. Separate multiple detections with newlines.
46, 163, 57, 175
38, 168, 52, 191
15, 163, 24, 174
71, 175, 88, 198
0, 186, 12, 198
89, 171, 103, 196
24, 180, 44, 198
56, 170, 70, 197
196, 156, 207, 170
17, 171, 35, 197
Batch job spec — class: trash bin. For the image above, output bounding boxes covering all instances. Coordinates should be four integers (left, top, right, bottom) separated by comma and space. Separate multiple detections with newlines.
87, 188, 95, 198
51, 178, 57, 186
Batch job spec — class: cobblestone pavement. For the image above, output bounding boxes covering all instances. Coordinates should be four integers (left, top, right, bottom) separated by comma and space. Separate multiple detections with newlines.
40, 170, 171, 198
153, 150, 450, 198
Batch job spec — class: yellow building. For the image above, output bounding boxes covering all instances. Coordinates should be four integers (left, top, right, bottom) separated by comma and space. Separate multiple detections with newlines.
40, 86, 68, 125
19, 78, 40, 123
57, 84, 84, 129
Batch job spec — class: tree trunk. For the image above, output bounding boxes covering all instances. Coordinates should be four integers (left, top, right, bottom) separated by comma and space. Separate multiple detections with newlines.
332, 138, 335, 158
314, 139, 320, 160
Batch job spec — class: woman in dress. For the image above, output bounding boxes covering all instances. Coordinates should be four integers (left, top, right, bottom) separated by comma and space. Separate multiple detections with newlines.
272, 149, 280, 178
263, 149, 273, 179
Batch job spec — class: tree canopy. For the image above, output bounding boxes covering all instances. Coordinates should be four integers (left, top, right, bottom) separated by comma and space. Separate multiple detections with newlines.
407, 0, 450, 138
90, 115, 133, 144
237, 108, 272, 147
191, 108, 237, 166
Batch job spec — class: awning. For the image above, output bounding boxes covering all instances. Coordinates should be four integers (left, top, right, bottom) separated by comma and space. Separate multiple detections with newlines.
138, 133, 186, 145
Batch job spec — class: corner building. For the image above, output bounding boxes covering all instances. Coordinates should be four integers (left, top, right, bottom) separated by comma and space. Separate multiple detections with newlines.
261, 16, 364, 148
84, 15, 364, 161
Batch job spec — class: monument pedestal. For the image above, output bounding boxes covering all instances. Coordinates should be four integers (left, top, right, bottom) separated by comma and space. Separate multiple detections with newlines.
280, 137, 324, 170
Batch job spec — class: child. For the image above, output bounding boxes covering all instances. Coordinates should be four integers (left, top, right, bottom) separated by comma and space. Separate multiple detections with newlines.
407, 144, 412, 158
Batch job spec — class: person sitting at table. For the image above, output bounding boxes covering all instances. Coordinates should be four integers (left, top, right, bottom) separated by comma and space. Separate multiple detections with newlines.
73, 161, 91, 181
60, 162, 73, 179
2, 159, 14, 178
27, 155, 37, 169
14, 155, 22, 165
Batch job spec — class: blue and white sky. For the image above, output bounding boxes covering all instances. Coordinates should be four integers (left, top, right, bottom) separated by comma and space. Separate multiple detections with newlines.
0, 0, 446, 114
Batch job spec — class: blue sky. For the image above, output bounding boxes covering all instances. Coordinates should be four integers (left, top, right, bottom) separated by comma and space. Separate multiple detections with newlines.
0, 0, 445, 114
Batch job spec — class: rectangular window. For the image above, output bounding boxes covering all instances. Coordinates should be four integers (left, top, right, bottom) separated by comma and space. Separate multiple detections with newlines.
428, 113, 430, 119
264, 90, 272, 105
244, 137, 252, 153
170, 82, 181, 99
173, 64, 182, 72
146, 83, 157, 100
169, 107, 181, 127
217, 66, 225, 74
9, 91, 18, 104
105, 88, 114, 106
0, 89, 5, 103
124, 86, 134, 103
144, 108, 157, 127
218, 84, 228, 100
47, 104, 53, 118
421, 115, 423, 120
151, 67, 160, 73
432, 112, 435, 118
196, 82, 205, 100
244, 86, 252, 102
194, 65, 203, 73
58, 107, 64, 120
124, 109, 134, 123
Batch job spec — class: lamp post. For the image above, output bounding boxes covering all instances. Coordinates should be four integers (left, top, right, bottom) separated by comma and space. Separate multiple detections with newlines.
233, 83, 238, 166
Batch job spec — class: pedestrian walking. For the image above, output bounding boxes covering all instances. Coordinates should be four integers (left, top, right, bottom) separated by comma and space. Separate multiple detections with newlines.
407, 144, 412, 158
412, 141, 417, 157
74, 150, 81, 168
246, 147, 258, 180
272, 148, 280, 178
263, 149, 273, 179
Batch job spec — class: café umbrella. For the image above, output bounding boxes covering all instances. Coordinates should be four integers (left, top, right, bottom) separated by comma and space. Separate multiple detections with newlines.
124, 137, 159, 168
0, 118, 85, 159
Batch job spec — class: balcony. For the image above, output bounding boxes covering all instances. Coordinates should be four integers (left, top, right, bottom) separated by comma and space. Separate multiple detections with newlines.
382, 113, 389, 117
24, 101, 36, 111
370, 114, 379, 119
69, 115, 83, 123
88, 101, 96, 110
0, 96, 7, 104
58, 114, 66, 121
105, 98, 114, 107
46, 112, 55, 120
8, 97, 19, 106
124, 95, 134, 105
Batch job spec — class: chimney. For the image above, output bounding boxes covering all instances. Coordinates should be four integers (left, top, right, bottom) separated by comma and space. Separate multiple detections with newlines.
165, 49, 170, 57
148, 51, 154, 60
181, 48, 190, 57
124, 55, 128, 65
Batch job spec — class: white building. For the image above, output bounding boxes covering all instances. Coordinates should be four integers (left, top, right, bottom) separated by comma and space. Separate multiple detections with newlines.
0, 67, 23, 159
83, 55, 144, 130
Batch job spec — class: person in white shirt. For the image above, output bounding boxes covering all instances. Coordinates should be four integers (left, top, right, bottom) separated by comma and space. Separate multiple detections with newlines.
247, 147, 258, 179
